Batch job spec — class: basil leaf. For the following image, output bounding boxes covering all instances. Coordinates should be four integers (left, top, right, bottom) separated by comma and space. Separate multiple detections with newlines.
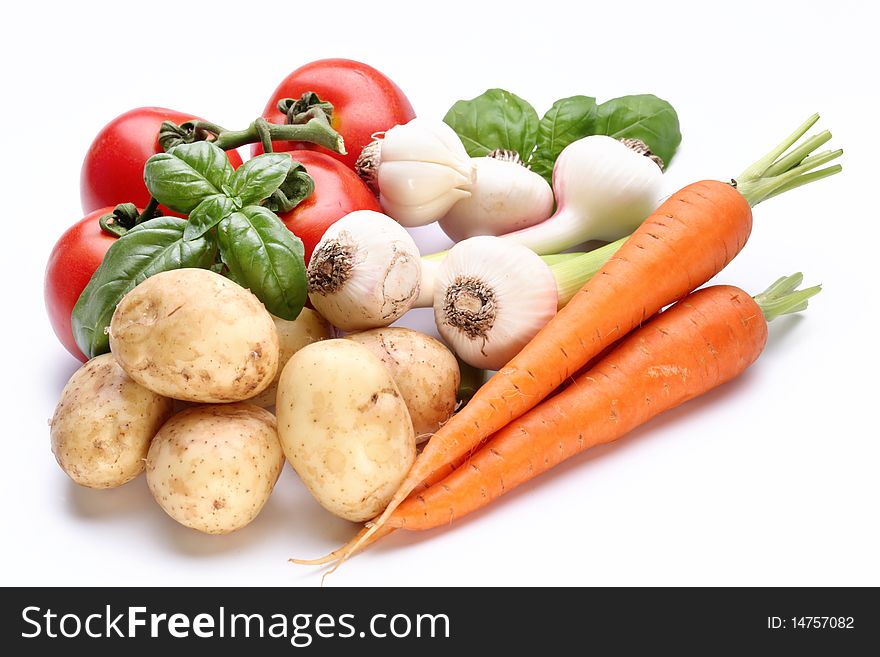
229, 153, 293, 206
217, 206, 307, 320
530, 96, 598, 183
169, 141, 235, 190
263, 161, 315, 214
443, 89, 539, 160
184, 194, 235, 241
594, 94, 682, 166
71, 217, 217, 358
144, 141, 233, 214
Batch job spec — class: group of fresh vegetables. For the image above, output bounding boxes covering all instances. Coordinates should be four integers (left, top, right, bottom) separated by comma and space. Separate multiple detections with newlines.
45, 58, 842, 568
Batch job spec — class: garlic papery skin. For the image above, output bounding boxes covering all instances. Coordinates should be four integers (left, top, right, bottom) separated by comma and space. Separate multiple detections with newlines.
375, 119, 477, 228
433, 236, 558, 369
502, 135, 664, 254
438, 155, 555, 242
308, 210, 422, 331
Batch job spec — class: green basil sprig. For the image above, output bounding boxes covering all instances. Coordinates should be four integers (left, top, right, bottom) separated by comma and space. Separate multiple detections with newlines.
444, 90, 682, 182
71, 141, 312, 359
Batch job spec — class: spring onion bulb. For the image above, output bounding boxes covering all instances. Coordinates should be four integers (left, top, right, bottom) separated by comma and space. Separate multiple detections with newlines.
438, 150, 554, 241
433, 237, 558, 369
416, 240, 624, 311
425, 238, 626, 368
500, 135, 664, 254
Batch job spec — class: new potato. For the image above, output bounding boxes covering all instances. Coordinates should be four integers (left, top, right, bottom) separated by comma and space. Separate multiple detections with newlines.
276, 339, 416, 522
109, 268, 279, 403
248, 309, 332, 408
50, 353, 174, 488
146, 403, 284, 534
346, 327, 459, 440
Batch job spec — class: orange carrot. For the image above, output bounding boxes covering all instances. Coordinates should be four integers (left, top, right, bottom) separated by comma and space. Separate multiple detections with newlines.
320, 115, 841, 567
391, 279, 818, 531
294, 275, 818, 562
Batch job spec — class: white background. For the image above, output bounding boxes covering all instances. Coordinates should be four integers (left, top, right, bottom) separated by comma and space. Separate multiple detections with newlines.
2, 0, 878, 587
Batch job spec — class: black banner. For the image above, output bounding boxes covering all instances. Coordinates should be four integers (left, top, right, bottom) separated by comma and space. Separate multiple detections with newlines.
2, 587, 876, 654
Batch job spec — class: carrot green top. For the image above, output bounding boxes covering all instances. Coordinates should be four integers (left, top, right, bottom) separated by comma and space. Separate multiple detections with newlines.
753, 272, 821, 322
736, 114, 842, 207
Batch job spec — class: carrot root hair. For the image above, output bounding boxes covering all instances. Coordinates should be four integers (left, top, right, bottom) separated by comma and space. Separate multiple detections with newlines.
290, 524, 396, 569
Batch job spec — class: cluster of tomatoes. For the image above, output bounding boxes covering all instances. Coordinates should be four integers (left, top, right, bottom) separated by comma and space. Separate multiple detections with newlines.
45, 59, 415, 362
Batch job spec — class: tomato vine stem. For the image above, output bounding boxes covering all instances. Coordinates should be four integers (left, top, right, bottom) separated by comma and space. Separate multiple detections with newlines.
158, 116, 345, 155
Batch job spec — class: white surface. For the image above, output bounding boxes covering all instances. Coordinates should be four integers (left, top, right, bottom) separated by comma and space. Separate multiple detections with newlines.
3, 0, 878, 587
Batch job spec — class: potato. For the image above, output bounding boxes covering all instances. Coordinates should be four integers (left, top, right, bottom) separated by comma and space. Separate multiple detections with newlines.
276, 339, 415, 522
50, 353, 173, 489
248, 309, 332, 408
346, 327, 460, 440
146, 403, 284, 534
109, 268, 279, 403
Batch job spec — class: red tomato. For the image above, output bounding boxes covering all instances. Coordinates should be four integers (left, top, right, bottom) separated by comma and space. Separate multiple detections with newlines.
45, 209, 121, 361
255, 59, 415, 170
278, 150, 381, 262
80, 107, 243, 216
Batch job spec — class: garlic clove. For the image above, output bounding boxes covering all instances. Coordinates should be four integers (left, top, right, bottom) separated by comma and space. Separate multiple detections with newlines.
423, 119, 473, 160
380, 119, 474, 179
378, 161, 474, 203
380, 188, 471, 228
374, 119, 478, 228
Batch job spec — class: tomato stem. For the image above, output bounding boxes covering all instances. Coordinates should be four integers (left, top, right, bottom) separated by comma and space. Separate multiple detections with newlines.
187, 119, 227, 136
278, 92, 335, 126
254, 117, 274, 154
212, 119, 345, 154
98, 198, 161, 238
158, 112, 346, 155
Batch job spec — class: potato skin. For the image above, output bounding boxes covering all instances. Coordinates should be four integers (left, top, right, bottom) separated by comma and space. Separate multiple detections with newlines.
109, 268, 279, 403
248, 309, 332, 408
346, 327, 460, 440
146, 403, 284, 534
50, 353, 173, 489
276, 339, 415, 522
